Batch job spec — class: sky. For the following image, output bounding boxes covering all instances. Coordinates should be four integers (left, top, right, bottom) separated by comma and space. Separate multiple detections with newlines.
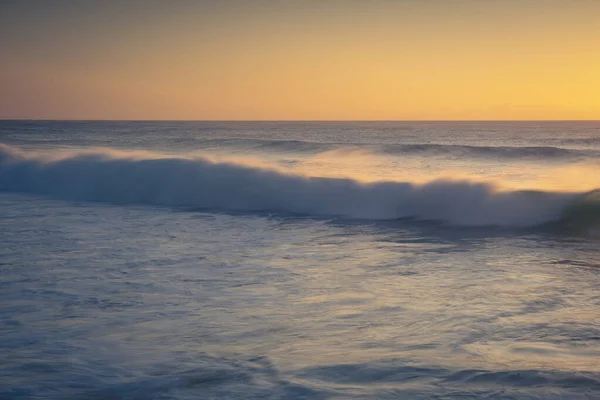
1, 0, 599, 120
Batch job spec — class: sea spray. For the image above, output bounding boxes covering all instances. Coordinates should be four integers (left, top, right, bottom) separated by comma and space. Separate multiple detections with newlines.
0, 144, 582, 227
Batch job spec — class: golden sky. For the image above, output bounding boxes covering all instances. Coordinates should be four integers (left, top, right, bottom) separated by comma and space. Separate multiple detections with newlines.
1, 0, 599, 120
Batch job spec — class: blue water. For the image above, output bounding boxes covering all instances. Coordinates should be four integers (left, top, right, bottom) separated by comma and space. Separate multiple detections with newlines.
1, 121, 599, 399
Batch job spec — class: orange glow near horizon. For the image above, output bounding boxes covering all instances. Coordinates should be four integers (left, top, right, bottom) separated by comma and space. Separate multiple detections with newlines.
1, 1, 599, 120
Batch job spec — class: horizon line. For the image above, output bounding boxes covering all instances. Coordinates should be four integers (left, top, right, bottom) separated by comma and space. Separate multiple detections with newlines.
1, 119, 600, 123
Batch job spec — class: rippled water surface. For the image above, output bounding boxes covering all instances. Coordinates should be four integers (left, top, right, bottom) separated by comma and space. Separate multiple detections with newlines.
1, 121, 599, 399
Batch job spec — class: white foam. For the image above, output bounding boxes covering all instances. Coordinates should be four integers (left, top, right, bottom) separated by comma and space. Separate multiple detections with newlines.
0, 144, 578, 226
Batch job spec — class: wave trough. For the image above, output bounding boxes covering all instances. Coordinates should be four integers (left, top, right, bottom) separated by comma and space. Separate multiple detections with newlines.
0, 144, 590, 227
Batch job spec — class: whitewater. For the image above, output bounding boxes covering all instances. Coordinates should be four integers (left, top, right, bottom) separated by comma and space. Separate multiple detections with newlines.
1, 121, 599, 399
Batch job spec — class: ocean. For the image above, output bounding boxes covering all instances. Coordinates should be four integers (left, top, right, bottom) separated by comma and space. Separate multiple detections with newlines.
1, 121, 599, 399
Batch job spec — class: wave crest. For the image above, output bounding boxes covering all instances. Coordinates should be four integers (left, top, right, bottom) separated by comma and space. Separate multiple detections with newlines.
0, 144, 587, 227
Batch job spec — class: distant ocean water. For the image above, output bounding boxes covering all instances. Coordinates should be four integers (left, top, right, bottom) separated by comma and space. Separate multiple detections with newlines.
1, 121, 599, 399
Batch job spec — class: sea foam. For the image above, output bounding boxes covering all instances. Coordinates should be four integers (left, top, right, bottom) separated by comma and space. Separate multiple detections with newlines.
0, 144, 584, 226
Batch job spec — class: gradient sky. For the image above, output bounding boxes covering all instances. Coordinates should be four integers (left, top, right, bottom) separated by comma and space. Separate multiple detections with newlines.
1, 0, 599, 120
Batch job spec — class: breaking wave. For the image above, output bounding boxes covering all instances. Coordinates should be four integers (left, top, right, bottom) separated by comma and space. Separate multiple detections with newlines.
1, 144, 597, 228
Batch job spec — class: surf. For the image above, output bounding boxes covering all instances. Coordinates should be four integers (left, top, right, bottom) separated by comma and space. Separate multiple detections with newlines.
0, 143, 594, 228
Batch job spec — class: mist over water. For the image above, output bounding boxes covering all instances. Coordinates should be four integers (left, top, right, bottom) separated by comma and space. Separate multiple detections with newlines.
1, 121, 600, 399
0, 143, 589, 227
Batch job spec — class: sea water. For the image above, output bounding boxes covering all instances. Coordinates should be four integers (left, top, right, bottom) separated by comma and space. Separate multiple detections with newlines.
1, 121, 599, 399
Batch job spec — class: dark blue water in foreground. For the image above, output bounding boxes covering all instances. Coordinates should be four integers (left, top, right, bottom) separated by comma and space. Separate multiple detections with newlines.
1, 121, 600, 399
